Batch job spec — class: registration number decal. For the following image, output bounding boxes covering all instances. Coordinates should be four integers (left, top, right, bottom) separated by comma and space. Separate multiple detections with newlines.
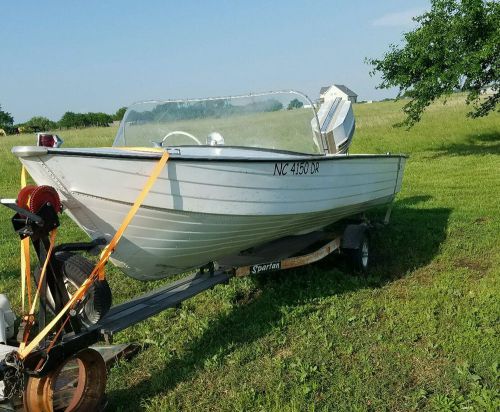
273, 161, 320, 176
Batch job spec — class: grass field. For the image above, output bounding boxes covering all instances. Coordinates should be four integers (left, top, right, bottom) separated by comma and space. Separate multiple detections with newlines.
0, 95, 499, 411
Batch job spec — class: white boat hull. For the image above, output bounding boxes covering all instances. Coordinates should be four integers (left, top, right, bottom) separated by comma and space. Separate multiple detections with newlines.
14, 147, 406, 280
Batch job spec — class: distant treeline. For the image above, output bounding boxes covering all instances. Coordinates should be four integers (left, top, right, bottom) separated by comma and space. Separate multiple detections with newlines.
1, 97, 306, 135
126, 99, 286, 123
58, 112, 114, 129
0, 106, 127, 135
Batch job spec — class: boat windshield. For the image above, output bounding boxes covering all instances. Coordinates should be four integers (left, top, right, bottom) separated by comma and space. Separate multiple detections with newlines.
113, 91, 323, 155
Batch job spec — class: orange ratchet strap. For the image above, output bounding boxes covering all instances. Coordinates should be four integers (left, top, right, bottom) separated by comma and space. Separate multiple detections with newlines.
18, 151, 170, 359
19, 229, 58, 352
20, 166, 32, 313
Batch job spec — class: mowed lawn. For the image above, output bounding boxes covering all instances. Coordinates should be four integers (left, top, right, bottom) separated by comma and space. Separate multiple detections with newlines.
0, 96, 498, 411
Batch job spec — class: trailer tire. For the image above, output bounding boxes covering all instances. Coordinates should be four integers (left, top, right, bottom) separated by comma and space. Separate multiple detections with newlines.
48, 252, 112, 326
345, 234, 370, 274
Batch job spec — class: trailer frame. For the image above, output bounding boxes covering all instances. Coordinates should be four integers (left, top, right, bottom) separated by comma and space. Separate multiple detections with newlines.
0, 196, 382, 410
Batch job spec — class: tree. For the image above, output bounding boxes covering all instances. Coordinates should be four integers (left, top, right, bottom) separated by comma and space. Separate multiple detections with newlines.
368, 0, 499, 127
287, 98, 304, 110
58, 111, 113, 128
114, 107, 127, 121
0, 105, 14, 128
23, 116, 57, 132
93, 112, 113, 127
58, 112, 78, 129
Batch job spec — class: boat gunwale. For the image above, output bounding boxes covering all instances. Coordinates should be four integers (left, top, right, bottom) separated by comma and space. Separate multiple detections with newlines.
13, 146, 408, 162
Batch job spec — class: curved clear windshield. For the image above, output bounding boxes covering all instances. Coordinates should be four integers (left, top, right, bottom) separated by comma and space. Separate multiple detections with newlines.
113, 91, 324, 155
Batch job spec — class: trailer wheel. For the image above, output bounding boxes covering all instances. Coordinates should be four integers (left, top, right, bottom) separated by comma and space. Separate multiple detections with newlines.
24, 348, 106, 412
345, 234, 370, 274
47, 252, 112, 326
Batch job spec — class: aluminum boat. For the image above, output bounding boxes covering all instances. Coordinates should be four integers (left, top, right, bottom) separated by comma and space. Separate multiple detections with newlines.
13, 91, 406, 280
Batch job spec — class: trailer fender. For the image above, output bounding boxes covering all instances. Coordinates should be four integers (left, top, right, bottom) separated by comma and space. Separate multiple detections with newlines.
341, 223, 369, 250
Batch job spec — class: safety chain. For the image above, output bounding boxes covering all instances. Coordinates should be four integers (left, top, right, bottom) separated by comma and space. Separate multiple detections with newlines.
2, 351, 25, 400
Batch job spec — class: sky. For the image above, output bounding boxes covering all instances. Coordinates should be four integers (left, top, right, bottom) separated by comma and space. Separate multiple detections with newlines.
0, 0, 430, 123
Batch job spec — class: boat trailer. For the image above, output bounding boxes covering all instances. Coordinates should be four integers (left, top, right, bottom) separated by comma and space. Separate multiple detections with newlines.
0, 187, 384, 411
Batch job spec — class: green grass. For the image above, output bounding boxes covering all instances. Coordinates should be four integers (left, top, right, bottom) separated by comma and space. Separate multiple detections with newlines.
0, 95, 499, 411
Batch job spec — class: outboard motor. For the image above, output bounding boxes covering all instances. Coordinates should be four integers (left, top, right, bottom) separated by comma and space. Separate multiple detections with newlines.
311, 97, 355, 154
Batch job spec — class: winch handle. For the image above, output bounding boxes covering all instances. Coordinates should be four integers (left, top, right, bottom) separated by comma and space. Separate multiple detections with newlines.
0, 199, 44, 225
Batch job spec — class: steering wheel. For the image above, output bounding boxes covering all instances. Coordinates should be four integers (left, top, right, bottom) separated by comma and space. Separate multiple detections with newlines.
161, 131, 202, 146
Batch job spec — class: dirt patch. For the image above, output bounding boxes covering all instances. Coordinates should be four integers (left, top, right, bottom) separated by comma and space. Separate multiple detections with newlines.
234, 288, 262, 306
407, 352, 451, 397
454, 258, 490, 274
474, 216, 491, 224
274, 347, 293, 359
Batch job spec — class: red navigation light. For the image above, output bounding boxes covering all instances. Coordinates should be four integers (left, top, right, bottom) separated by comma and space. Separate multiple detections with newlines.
37, 133, 63, 148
